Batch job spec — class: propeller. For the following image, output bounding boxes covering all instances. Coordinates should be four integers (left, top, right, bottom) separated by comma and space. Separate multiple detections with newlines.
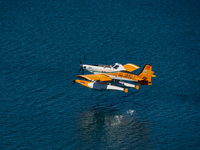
78, 56, 86, 75
73, 56, 86, 84
78, 61, 84, 75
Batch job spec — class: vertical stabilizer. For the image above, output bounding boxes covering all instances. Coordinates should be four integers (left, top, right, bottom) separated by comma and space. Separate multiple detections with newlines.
138, 65, 155, 85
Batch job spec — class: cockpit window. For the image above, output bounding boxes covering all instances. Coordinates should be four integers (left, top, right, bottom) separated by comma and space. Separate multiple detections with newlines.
114, 65, 119, 69
105, 65, 111, 68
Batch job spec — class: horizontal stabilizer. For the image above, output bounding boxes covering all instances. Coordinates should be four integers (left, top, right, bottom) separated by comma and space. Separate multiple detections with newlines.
134, 77, 144, 81
123, 63, 140, 72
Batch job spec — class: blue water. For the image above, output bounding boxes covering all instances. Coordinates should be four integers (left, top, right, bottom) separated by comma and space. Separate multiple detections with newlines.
1, 0, 200, 149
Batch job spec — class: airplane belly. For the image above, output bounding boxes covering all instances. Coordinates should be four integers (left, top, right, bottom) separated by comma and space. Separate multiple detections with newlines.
75, 80, 128, 92
89, 82, 125, 91
108, 75, 132, 81
111, 81, 139, 90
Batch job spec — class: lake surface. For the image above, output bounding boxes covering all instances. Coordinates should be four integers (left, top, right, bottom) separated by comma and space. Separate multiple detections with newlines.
1, 0, 200, 149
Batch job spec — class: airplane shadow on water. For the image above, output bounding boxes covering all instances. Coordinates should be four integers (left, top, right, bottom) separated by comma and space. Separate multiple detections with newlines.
74, 106, 155, 149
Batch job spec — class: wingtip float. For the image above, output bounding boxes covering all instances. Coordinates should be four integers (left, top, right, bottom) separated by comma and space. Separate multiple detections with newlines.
73, 62, 155, 93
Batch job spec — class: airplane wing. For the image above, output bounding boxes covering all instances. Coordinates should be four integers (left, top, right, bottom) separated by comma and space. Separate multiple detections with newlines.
77, 74, 112, 81
123, 63, 140, 72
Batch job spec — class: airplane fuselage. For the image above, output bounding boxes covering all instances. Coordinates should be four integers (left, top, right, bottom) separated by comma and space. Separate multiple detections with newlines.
82, 63, 125, 74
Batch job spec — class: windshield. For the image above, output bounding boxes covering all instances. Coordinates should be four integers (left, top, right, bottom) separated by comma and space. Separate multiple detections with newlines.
113, 65, 119, 69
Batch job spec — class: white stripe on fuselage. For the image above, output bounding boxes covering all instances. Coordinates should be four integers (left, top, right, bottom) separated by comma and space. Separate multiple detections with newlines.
84, 65, 116, 74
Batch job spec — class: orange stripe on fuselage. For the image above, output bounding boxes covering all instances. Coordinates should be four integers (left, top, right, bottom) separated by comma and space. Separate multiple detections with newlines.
108, 72, 140, 81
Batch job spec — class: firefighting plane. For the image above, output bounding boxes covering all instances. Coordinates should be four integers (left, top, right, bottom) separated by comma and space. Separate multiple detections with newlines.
72, 62, 156, 93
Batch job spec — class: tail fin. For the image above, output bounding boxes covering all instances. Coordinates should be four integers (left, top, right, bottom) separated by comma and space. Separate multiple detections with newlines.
138, 64, 156, 85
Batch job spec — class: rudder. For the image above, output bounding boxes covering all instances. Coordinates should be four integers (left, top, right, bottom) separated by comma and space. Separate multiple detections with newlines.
138, 64, 155, 85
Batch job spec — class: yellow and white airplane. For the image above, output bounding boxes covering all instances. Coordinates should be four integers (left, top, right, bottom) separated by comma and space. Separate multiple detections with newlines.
72, 62, 156, 93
